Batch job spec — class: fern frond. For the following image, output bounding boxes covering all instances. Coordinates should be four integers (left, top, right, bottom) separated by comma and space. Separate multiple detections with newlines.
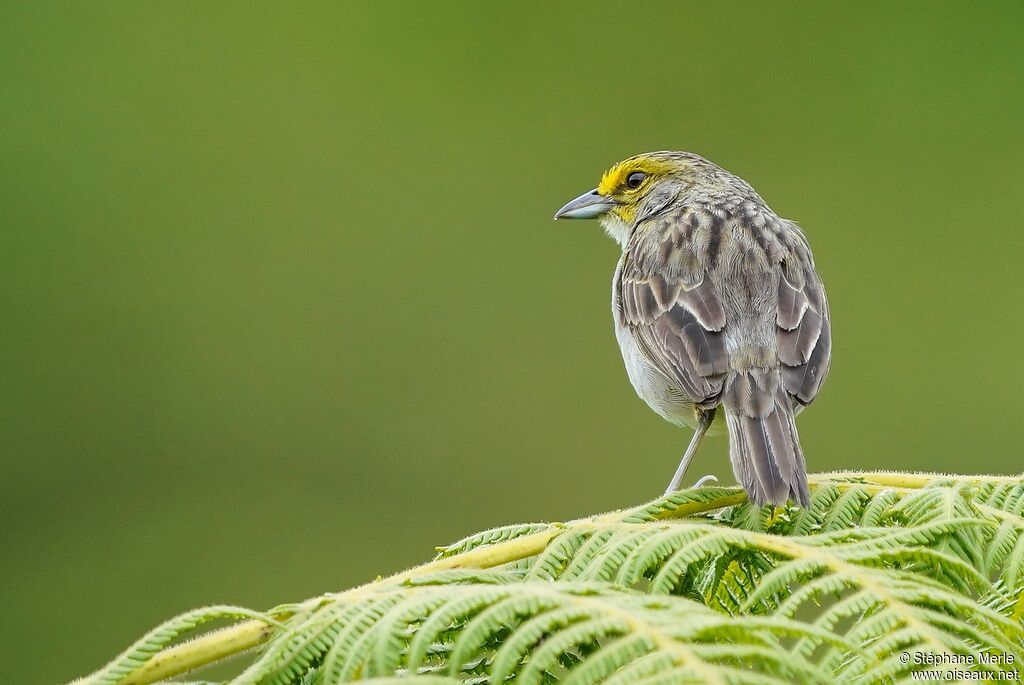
73, 471, 1024, 685
437, 524, 559, 559
301, 579, 842, 685
81, 606, 280, 685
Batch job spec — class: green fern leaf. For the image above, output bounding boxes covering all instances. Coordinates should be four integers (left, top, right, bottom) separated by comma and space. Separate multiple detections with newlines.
73, 472, 1024, 685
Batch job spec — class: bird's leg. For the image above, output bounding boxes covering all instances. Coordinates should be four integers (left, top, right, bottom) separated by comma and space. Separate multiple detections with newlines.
664, 407, 716, 494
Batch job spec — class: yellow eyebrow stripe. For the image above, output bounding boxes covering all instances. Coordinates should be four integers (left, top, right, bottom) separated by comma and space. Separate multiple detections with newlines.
597, 157, 675, 196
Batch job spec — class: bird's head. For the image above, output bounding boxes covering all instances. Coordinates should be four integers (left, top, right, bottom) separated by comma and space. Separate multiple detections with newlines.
554, 151, 719, 246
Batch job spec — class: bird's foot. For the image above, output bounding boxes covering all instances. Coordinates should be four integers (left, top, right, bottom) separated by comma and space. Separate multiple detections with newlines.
664, 474, 718, 497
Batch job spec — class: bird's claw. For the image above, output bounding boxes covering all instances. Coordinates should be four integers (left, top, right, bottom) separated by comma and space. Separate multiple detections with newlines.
692, 474, 718, 488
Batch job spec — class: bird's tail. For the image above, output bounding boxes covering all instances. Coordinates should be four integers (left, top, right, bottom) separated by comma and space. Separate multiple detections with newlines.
723, 369, 810, 507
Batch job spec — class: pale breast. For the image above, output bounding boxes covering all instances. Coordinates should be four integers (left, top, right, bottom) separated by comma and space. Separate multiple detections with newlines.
611, 257, 701, 430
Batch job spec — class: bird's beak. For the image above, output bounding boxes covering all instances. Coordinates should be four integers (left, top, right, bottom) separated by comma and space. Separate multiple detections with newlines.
553, 189, 617, 220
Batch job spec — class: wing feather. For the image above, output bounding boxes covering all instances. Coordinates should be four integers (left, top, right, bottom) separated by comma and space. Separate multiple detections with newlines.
777, 261, 831, 405
619, 237, 727, 407
776, 274, 809, 331
678, 279, 726, 331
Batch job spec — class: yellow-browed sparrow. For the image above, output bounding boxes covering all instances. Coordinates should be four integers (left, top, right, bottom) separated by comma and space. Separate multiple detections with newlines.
555, 152, 831, 506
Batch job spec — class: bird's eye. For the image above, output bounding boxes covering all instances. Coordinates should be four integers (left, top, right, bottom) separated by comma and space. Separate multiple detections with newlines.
625, 171, 647, 189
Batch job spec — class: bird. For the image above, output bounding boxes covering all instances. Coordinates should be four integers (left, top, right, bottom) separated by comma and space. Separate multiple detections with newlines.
554, 151, 831, 507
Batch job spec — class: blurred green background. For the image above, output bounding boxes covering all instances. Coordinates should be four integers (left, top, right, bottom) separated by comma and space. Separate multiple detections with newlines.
2, 2, 1022, 682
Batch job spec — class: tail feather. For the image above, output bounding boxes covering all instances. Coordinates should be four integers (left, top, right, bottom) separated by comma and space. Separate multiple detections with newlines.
724, 370, 810, 507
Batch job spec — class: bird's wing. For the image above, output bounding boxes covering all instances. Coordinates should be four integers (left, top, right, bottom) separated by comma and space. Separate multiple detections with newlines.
776, 237, 832, 406
617, 227, 728, 407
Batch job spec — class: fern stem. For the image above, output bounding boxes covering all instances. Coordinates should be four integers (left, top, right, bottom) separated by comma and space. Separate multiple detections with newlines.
818, 471, 1022, 489
114, 619, 279, 685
